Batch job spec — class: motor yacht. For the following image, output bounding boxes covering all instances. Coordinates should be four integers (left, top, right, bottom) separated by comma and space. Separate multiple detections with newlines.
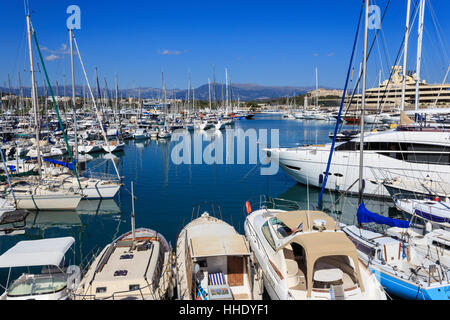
266, 129, 450, 198
176, 212, 263, 300
0, 237, 81, 300
244, 198, 386, 300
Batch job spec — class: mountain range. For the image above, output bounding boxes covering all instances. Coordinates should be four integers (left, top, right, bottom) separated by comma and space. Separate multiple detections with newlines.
0, 83, 336, 102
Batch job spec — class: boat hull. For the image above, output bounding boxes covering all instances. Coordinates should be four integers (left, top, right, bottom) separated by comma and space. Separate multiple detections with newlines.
13, 194, 82, 211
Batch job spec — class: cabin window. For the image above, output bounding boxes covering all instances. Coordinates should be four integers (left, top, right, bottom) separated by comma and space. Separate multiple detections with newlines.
348, 237, 375, 259
261, 222, 276, 250
96, 287, 107, 293
129, 284, 140, 291
432, 241, 450, 251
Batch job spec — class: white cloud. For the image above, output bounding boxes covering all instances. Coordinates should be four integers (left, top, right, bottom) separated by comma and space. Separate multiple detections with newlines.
328, 52, 335, 57
158, 49, 183, 55
41, 43, 70, 56
45, 54, 60, 61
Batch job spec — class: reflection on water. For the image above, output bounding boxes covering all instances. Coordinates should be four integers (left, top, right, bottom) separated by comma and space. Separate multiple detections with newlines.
26, 211, 82, 229
76, 199, 121, 216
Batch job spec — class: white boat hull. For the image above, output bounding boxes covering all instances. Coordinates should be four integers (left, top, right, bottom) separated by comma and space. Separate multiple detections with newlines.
13, 194, 82, 211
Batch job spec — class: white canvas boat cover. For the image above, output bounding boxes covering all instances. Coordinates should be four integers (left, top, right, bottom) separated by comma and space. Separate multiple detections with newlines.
0, 237, 75, 268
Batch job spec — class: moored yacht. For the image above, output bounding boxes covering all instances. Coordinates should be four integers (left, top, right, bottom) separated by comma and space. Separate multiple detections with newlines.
176, 212, 263, 300
266, 129, 450, 198
72, 228, 175, 300
244, 198, 386, 300
0, 237, 81, 300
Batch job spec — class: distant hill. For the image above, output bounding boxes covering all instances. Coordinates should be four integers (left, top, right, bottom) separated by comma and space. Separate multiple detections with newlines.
0, 83, 338, 102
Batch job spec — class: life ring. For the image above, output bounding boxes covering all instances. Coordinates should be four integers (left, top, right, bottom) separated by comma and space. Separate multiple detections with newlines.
245, 201, 252, 215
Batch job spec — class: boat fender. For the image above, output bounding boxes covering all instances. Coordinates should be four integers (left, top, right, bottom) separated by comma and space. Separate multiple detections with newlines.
319, 174, 324, 185
246, 201, 252, 215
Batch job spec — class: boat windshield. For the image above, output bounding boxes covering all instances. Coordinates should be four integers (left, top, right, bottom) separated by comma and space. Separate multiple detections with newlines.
269, 217, 292, 239
7, 274, 67, 297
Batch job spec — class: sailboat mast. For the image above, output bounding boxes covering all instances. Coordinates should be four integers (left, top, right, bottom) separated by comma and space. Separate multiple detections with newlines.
401, 0, 412, 111
415, 0, 426, 111
26, 14, 41, 178
69, 28, 79, 170
225, 68, 229, 112
208, 78, 212, 110
358, 0, 369, 205
315, 67, 319, 108
131, 181, 136, 243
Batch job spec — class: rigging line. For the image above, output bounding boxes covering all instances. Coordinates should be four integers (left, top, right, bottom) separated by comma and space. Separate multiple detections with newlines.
317, 0, 364, 207
426, 0, 449, 64
30, 19, 82, 190
341, 0, 419, 131
72, 35, 121, 182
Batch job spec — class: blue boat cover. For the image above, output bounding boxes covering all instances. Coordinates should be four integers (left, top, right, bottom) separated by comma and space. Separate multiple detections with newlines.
42, 158, 76, 171
357, 203, 410, 228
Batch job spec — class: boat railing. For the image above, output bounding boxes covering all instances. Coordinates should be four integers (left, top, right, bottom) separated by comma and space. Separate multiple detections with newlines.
244, 195, 303, 216
81, 170, 121, 183
70, 260, 174, 300
371, 167, 450, 198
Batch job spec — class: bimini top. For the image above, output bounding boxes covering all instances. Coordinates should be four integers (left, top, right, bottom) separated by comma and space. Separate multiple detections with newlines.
0, 237, 75, 268
275, 210, 339, 232
274, 210, 364, 297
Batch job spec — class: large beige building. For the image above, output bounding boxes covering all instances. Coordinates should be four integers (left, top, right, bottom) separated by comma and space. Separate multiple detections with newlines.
347, 66, 450, 111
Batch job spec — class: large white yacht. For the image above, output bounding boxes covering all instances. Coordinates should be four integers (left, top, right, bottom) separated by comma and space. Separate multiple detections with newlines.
266, 129, 450, 198
244, 199, 386, 300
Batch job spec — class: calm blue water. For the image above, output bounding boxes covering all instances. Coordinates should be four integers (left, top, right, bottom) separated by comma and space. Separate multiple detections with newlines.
0, 114, 401, 284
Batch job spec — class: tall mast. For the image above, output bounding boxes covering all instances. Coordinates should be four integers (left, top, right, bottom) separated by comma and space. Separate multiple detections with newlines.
187, 71, 191, 114
18, 72, 23, 116
208, 78, 212, 110
315, 67, 319, 108
415, 0, 426, 111
7, 74, 12, 113
212, 65, 217, 108
69, 28, 79, 170
358, 0, 369, 205
225, 68, 229, 112
401, 0, 412, 111
115, 75, 120, 133
26, 14, 42, 178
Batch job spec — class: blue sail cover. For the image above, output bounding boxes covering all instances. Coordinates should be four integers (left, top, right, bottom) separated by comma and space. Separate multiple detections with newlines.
42, 158, 76, 171
357, 203, 410, 228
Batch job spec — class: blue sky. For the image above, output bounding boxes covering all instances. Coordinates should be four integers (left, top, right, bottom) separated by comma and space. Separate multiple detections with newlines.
0, 0, 449, 91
